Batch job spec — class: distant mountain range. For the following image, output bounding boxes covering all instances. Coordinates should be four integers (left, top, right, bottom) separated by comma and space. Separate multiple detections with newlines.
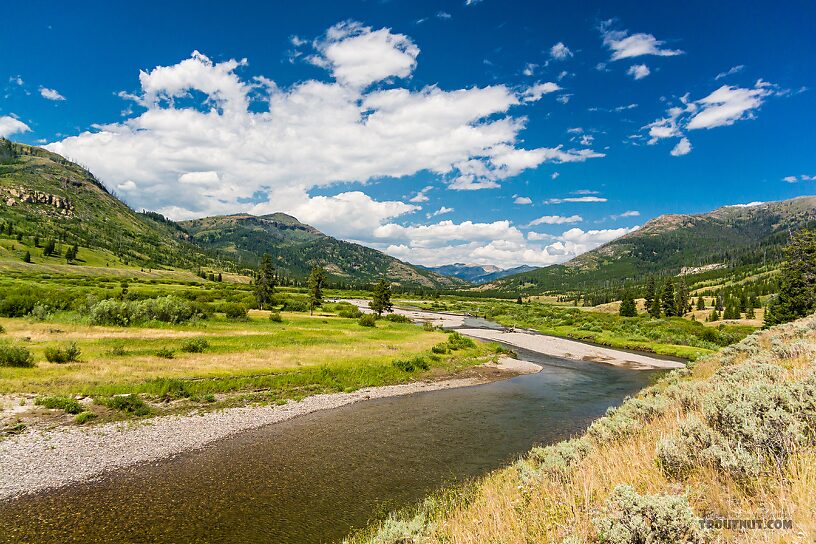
419, 263, 539, 284
0, 139, 463, 289
484, 197, 816, 294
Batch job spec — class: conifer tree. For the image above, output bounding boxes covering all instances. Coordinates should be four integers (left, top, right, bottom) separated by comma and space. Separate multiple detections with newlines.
369, 279, 393, 316
307, 265, 326, 316
644, 276, 656, 311
696, 295, 705, 310
662, 281, 677, 317
22, 250, 31, 263
745, 305, 755, 319
764, 229, 816, 326
254, 254, 277, 310
675, 279, 689, 316
619, 290, 637, 317
648, 286, 662, 318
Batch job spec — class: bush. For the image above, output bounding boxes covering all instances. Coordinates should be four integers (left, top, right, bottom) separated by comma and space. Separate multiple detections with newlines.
35, 396, 84, 414
0, 294, 36, 317
156, 348, 175, 359
338, 308, 363, 319
529, 437, 594, 474
422, 322, 436, 332
180, 337, 209, 353
592, 485, 702, 544
29, 303, 52, 321
101, 394, 151, 416
107, 344, 127, 356
0, 343, 34, 367
74, 412, 97, 424
384, 313, 412, 324
0, 324, 4, 334
447, 331, 475, 350
90, 296, 202, 326
358, 314, 377, 327
393, 356, 430, 372
269, 311, 283, 322
282, 299, 309, 312
431, 343, 449, 354
222, 303, 248, 320
44, 342, 81, 363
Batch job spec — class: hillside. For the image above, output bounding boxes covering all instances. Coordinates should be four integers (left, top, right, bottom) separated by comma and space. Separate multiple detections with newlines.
421, 263, 538, 284
179, 213, 465, 289
483, 197, 816, 294
0, 139, 213, 269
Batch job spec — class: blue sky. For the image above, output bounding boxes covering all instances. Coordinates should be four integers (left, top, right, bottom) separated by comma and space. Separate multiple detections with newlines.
1, 0, 814, 267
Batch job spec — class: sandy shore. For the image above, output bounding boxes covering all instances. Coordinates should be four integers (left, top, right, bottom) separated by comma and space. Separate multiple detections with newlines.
0, 357, 536, 501
459, 328, 685, 370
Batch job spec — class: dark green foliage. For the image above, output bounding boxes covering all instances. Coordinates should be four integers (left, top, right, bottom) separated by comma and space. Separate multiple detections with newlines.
269, 311, 283, 322
661, 282, 677, 317
35, 396, 84, 414
89, 296, 202, 326
674, 279, 689, 315
431, 343, 449, 354
619, 291, 637, 317
102, 394, 151, 416
644, 276, 656, 312
42, 239, 56, 257
180, 337, 209, 353
307, 265, 326, 315
0, 294, 36, 317
254, 253, 277, 310
0, 343, 34, 367
43, 342, 81, 363
338, 306, 363, 319
155, 348, 175, 359
696, 296, 705, 310
358, 314, 377, 327
765, 229, 816, 326
446, 331, 476, 350
707, 309, 720, 322
22, 250, 30, 263
648, 286, 662, 318
384, 313, 412, 323
74, 412, 97, 424
222, 303, 248, 320
393, 356, 430, 372
369, 279, 393, 316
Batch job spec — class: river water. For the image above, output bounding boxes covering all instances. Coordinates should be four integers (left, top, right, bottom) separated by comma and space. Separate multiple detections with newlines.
0, 343, 659, 543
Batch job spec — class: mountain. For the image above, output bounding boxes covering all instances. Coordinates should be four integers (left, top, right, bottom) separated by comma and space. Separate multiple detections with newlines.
422, 263, 539, 284
0, 139, 212, 269
179, 213, 465, 289
483, 197, 816, 294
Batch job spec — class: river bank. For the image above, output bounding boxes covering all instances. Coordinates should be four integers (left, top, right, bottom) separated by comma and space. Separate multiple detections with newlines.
0, 356, 536, 501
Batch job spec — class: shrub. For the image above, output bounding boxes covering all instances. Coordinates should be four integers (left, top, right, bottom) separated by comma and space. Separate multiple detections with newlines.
44, 342, 81, 363
447, 331, 475, 350
102, 394, 151, 416
384, 313, 412, 324
35, 396, 84, 414
222, 303, 248, 320
29, 303, 52, 321
89, 298, 132, 326
74, 412, 97, 424
107, 344, 127, 356
592, 485, 702, 544
282, 299, 309, 312
431, 343, 449, 354
393, 356, 430, 372
156, 348, 175, 359
422, 322, 436, 332
0, 343, 34, 367
358, 314, 377, 327
180, 337, 209, 353
338, 308, 363, 319
529, 437, 594, 474
0, 294, 36, 317
0, 324, 4, 334
90, 296, 202, 326
269, 311, 283, 322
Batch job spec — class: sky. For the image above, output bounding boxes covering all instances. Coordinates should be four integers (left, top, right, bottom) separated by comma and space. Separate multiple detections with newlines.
1, 0, 814, 268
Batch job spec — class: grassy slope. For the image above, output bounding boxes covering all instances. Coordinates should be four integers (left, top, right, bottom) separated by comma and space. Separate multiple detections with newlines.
351, 315, 816, 543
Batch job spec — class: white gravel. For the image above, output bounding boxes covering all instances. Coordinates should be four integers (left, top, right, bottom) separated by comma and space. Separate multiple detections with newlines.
0, 377, 486, 501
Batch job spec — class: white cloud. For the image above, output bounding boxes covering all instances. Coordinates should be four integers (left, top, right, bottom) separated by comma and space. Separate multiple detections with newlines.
521, 82, 560, 102
610, 210, 640, 219
727, 201, 764, 208
526, 231, 553, 241
310, 21, 420, 88
580, 134, 594, 146
117, 180, 137, 191
670, 137, 692, 156
550, 42, 573, 60
528, 214, 582, 225
39, 87, 66, 101
627, 64, 650, 80
513, 195, 532, 205
556, 94, 572, 104
600, 22, 684, 61
522, 63, 538, 77
545, 196, 607, 204
0, 115, 30, 138
409, 185, 434, 203
427, 206, 454, 218
783, 175, 815, 183
642, 81, 777, 154
551, 172, 560, 180
715, 65, 744, 80
9, 76, 24, 86
436, 11, 452, 19
559, 226, 637, 245
571, 189, 599, 195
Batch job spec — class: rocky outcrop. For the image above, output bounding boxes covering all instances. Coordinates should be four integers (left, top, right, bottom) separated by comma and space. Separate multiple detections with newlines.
0, 186, 74, 215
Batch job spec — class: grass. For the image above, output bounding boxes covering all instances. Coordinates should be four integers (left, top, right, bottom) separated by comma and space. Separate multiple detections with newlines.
348, 315, 816, 543
411, 298, 755, 361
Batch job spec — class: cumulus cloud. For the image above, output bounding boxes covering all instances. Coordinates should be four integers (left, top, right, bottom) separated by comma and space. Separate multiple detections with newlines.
0, 115, 30, 138
671, 137, 692, 156
600, 21, 684, 61
550, 42, 573, 60
39, 87, 66, 101
642, 80, 779, 155
409, 185, 434, 203
521, 82, 561, 102
627, 64, 650, 80
513, 195, 532, 205
427, 206, 454, 218
528, 214, 582, 226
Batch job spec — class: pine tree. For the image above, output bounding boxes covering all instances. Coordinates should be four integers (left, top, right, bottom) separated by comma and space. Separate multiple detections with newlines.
765, 229, 816, 327
715, 295, 724, 312
254, 254, 277, 310
648, 286, 662, 318
708, 308, 720, 321
43, 239, 56, 257
619, 290, 637, 317
22, 250, 31, 263
644, 276, 656, 311
33, 235, 40, 248
662, 281, 677, 317
217, 273, 222, 282
745, 305, 755, 319
675, 279, 689, 316
696, 296, 705, 310
369, 279, 393, 316
307, 266, 326, 316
